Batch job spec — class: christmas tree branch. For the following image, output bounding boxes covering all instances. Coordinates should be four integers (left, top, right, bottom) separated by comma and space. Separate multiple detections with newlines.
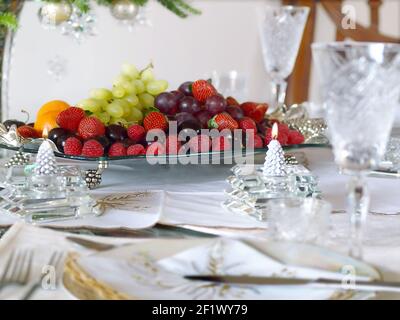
0, 0, 201, 31
0, 12, 17, 30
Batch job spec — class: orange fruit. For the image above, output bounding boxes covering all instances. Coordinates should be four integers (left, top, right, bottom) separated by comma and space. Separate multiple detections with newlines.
34, 114, 59, 137
37, 100, 70, 118
34, 100, 70, 137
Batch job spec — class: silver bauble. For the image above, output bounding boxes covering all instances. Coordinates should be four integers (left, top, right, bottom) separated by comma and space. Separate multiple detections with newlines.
38, 1, 73, 27
111, 0, 139, 21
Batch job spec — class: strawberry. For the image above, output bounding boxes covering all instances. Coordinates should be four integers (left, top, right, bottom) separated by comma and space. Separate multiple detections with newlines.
208, 113, 239, 131
81, 139, 104, 157
56, 107, 85, 132
238, 117, 257, 132
288, 130, 305, 145
165, 135, 182, 155
226, 96, 239, 106
108, 142, 127, 157
191, 80, 217, 103
143, 112, 168, 132
64, 137, 82, 156
265, 128, 288, 146
127, 124, 146, 143
146, 142, 165, 156
17, 125, 39, 138
240, 102, 268, 123
127, 144, 146, 156
187, 134, 211, 153
78, 117, 105, 140
211, 136, 231, 152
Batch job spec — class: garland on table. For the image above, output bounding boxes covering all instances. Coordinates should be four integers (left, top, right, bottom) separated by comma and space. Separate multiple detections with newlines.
0, 0, 201, 30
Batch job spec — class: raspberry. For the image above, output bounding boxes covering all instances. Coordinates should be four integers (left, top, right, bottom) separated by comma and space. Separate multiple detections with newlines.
165, 136, 182, 155
277, 123, 290, 136
288, 130, 305, 145
127, 124, 146, 143
63, 137, 82, 156
187, 135, 211, 153
56, 107, 85, 132
246, 134, 264, 149
78, 117, 105, 140
254, 134, 264, 149
145, 142, 165, 156
265, 128, 288, 146
81, 139, 104, 157
238, 117, 257, 132
211, 136, 231, 152
127, 144, 146, 156
108, 142, 127, 157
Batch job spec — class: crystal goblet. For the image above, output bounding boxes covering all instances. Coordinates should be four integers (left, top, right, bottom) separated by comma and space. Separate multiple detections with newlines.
259, 5, 309, 112
312, 42, 400, 258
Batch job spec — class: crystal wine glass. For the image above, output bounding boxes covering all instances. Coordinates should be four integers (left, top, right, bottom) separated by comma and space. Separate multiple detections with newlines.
259, 5, 309, 112
312, 42, 400, 258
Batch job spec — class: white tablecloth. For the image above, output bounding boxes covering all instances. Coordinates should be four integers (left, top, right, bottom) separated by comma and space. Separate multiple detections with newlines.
1, 147, 400, 299
88, 147, 400, 299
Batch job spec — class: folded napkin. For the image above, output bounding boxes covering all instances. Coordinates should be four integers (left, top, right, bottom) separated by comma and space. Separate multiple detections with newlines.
0, 191, 163, 230
0, 222, 143, 299
68, 238, 379, 300
159, 191, 267, 236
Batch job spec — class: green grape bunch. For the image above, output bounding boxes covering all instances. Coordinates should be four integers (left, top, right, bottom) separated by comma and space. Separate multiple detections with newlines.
77, 63, 169, 127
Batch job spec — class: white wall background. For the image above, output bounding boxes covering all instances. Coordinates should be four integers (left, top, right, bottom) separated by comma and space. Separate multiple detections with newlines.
3, 0, 400, 122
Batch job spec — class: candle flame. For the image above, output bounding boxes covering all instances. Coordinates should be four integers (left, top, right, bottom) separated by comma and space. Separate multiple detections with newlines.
42, 126, 49, 139
272, 122, 278, 139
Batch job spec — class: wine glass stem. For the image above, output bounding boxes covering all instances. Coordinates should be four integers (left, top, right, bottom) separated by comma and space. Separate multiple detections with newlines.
347, 174, 370, 259
271, 80, 288, 112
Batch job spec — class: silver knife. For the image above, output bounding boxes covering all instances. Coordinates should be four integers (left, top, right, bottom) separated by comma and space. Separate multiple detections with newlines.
185, 275, 400, 293
368, 169, 400, 179
66, 236, 118, 251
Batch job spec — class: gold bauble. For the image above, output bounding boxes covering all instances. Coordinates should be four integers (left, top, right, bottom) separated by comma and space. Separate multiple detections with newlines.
111, 0, 139, 21
38, 1, 73, 26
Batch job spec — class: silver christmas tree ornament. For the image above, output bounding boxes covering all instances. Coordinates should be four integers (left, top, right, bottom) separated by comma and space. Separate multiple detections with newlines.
34, 140, 59, 176
263, 124, 287, 177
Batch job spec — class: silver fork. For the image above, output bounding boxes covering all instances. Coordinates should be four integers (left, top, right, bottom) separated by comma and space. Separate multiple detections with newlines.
21, 251, 64, 300
0, 250, 34, 292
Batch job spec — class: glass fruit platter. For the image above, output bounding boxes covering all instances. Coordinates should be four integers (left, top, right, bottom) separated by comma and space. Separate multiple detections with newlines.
0, 124, 330, 189
0, 140, 330, 163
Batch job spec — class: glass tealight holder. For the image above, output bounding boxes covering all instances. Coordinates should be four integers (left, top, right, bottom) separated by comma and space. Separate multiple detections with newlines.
26, 174, 67, 198
265, 197, 331, 243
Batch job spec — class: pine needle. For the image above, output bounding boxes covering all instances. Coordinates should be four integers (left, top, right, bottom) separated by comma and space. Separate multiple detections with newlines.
157, 0, 188, 18
73, 0, 91, 13
0, 12, 17, 30
174, 0, 201, 15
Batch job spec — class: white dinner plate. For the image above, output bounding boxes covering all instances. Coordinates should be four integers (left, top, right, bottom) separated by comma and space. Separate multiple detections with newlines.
63, 238, 380, 300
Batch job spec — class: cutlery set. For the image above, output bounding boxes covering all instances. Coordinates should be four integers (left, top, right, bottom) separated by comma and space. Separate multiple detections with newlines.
0, 250, 64, 299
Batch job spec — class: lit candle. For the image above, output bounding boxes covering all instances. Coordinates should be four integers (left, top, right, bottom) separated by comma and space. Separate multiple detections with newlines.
263, 123, 287, 177
42, 126, 49, 139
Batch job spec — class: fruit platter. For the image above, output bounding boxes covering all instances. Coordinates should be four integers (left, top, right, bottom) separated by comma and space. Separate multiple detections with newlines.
0, 63, 328, 164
